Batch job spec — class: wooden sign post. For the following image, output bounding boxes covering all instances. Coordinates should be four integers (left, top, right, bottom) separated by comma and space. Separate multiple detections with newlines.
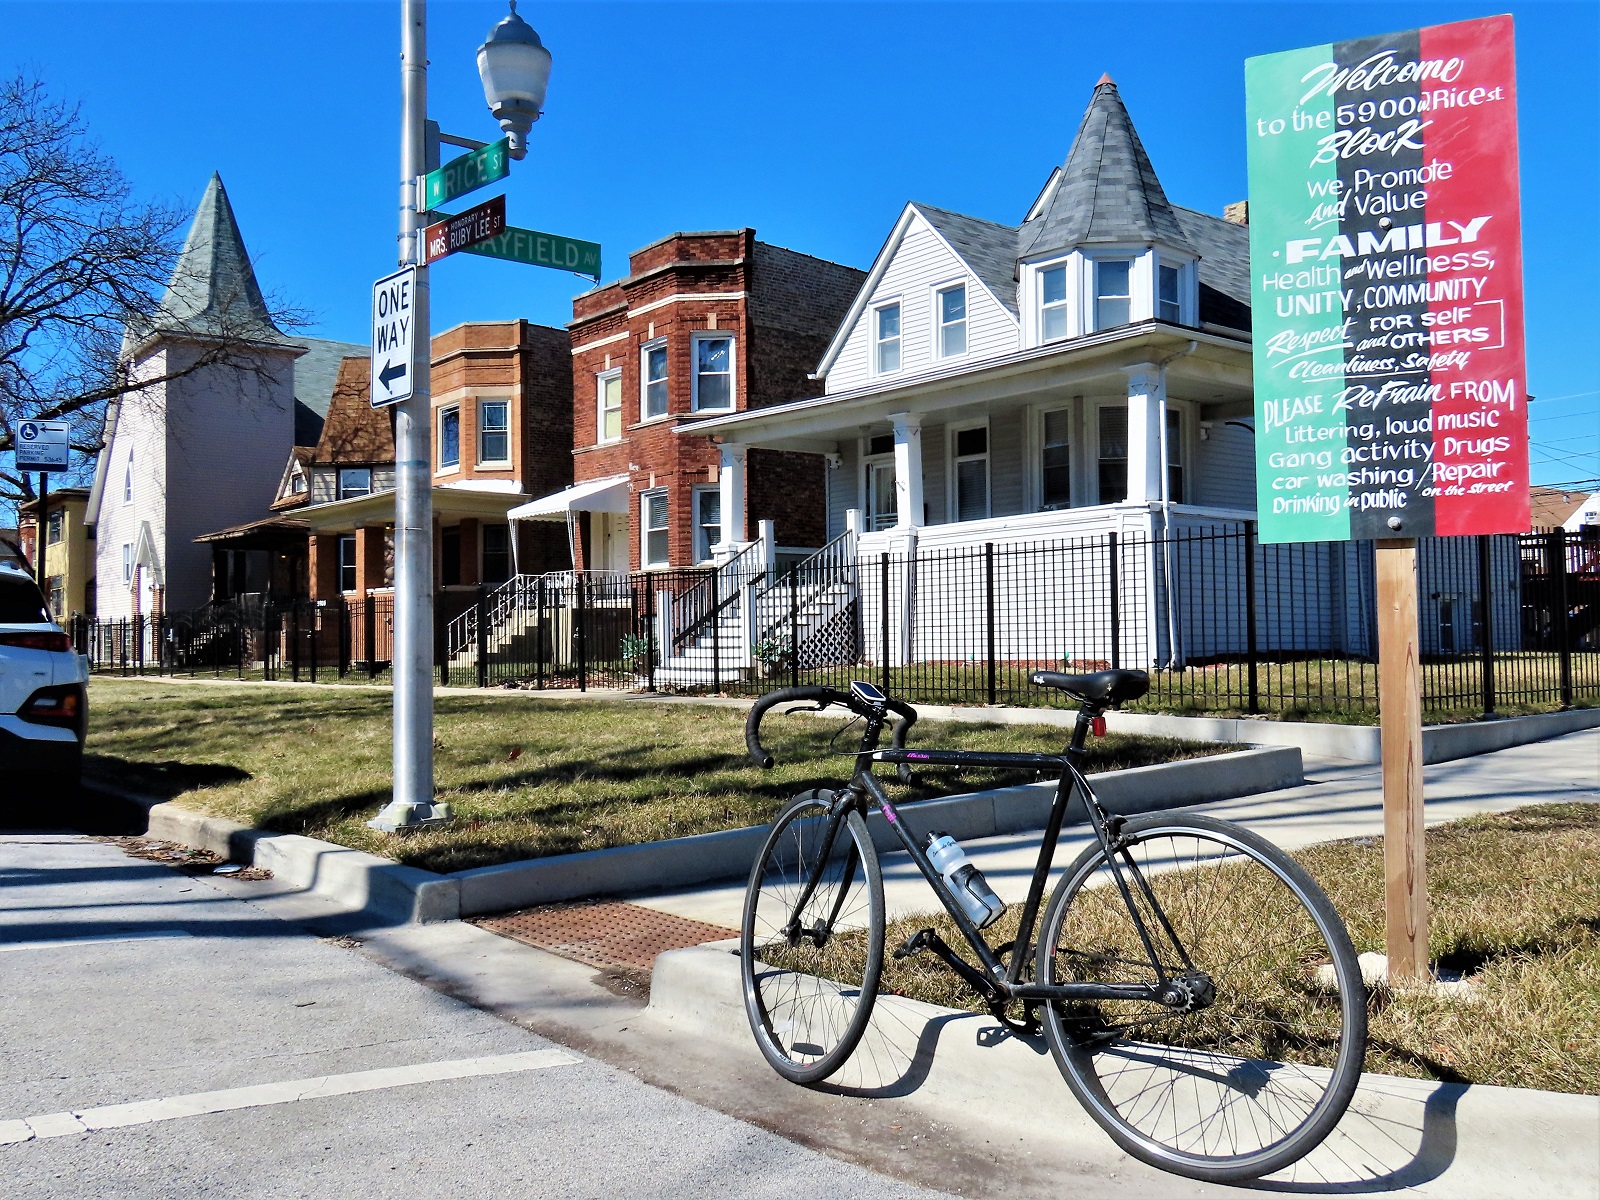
1376, 541, 1428, 982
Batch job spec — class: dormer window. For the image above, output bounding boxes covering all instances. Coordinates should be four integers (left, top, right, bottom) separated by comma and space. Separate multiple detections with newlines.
1040, 266, 1069, 342
874, 302, 901, 374
1158, 263, 1182, 323
1094, 260, 1132, 329
936, 285, 967, 358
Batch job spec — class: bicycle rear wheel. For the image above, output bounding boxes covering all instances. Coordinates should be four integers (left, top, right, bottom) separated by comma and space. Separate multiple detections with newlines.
741, 790, 884, 1085
1036, 813, 1366, 1182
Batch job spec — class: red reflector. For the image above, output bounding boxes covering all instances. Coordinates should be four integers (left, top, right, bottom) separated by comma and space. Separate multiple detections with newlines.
0, 631, 71, 652
1091, 715, 1107, 737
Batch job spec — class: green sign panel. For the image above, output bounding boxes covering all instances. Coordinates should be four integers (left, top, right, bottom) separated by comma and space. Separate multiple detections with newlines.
464, 225, 601, 280
422, 139, 510, 211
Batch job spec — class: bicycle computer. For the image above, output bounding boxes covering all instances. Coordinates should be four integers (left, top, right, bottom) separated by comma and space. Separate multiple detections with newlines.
849, 681, 886, 706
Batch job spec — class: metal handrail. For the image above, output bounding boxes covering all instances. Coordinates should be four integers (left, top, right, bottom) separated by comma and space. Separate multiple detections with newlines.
446, 570, 630, 658
669, 539, 766, 655
748, 528, 858, 651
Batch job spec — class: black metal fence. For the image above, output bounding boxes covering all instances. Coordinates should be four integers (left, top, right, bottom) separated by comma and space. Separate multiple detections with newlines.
77, 527, 1600, 718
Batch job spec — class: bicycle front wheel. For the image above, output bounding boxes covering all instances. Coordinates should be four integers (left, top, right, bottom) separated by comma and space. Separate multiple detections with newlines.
1036, 813, 1366, 1182
741, 790, 884, 1085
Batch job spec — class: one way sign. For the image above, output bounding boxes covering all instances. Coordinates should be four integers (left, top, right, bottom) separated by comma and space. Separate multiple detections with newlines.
370, 266, 417, 408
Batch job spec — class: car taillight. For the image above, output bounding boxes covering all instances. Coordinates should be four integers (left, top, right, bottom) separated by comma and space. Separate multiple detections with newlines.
19, 684, 84, 732
0, 631, 72, 652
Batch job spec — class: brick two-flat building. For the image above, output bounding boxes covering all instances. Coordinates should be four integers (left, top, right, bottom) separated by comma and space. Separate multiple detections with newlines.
512, 231, 863, 572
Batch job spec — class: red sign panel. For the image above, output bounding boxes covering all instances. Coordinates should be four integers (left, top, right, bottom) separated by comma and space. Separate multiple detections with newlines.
424, 195, 507, 264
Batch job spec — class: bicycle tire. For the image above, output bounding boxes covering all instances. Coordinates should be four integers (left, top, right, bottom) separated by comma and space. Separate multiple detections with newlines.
1036, 812, 1366, 1182
741, 790, 885, 1085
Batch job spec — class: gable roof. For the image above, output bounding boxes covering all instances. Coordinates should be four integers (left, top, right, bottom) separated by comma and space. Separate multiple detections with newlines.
293, 336, 369, 446
1019, 77, 1194, 260
912, 204, 1020, 318
1530, 486, 1599, 530
312, 357, 394, 465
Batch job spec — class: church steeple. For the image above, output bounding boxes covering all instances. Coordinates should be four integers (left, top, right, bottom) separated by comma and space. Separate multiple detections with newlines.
1020, 77, 1194, 259
152, 173, 282, 340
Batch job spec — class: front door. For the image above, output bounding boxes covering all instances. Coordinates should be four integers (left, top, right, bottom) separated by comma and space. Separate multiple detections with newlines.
597, 512, 630, 572
867, 460, 898, 531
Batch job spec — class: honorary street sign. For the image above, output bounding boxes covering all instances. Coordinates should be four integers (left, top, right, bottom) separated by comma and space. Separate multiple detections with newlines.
13, 420, 69, 471
421, 137, 509, 211
423, 195, 507, 264
1245, 14, 1526, 542
463, 224, 602, 280
370, 265, 417, 409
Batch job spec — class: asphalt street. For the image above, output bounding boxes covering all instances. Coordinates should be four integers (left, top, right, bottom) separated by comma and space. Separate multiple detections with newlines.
0, 830, 951, 1200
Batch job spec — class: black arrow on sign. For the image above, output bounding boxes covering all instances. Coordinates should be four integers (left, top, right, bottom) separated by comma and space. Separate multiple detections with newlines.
379, 361, 408, 393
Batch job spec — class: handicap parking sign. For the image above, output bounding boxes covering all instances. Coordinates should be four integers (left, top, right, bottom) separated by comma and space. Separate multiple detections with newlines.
14, 420, 69, 470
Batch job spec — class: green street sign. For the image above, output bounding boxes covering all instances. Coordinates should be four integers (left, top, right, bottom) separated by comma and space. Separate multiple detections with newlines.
421, 138, 510, 210
464, 225, 601, 280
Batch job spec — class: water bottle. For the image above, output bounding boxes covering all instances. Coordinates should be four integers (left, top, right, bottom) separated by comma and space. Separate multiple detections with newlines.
925, 832, 1005, 929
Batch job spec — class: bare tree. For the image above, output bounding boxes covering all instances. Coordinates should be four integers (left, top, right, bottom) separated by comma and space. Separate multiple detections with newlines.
0, 74, 304, 506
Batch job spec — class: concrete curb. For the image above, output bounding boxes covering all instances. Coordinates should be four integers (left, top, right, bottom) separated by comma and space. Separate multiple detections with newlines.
451, 746, 1302, 916
647, 943, 1600, 1198
81, 782, 460, 925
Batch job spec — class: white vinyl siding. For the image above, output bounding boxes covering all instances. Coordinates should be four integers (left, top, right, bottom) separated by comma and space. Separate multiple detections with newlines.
826, 212, 1018, 392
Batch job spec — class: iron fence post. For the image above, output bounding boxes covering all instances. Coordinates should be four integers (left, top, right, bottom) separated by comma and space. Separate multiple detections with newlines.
1107, 533, 1121, 670
1553, 530, 1573, 708
1477, 534, 1495, 715
880, 552, 891, 693
1245, 521, 1260, 714
475, 584, 489, 689
536, 577, 547, 690
365, 595, 378, 678
576, 573, 588, 692
435, 598, 448, 687
644, 579, 656, 692
309, 603, 319, 683
984, 542, 997, 705
338, 601, 350, 678
789, 564, 800, 689
710, 568, 720, 694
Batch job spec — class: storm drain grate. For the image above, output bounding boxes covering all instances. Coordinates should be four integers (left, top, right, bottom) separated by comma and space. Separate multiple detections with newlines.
474, 900, 737, 974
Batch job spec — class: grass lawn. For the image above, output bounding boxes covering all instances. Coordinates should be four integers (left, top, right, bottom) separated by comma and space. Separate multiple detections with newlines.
867, 802, 1600, 1094
85, 678, 1230, 875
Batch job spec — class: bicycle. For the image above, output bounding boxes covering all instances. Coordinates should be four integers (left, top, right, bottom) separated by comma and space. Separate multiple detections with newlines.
738, 671, 1367, 1183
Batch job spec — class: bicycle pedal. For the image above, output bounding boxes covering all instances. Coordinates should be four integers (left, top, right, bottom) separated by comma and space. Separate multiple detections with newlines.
893, 928, 935, 960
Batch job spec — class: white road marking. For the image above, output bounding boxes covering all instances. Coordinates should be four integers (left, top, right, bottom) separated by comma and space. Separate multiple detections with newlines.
0, 930, 194, 954
0, 1049, 580, 1146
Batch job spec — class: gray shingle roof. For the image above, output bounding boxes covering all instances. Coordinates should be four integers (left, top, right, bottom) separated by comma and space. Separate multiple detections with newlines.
1172, 206, 1251, 331
151, 173, 284, 342
292, 337, 369, 445
1019, 79, 1194, 259
912, 203, 1020, 317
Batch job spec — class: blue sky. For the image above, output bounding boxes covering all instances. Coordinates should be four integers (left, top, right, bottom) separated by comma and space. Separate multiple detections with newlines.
6, 0, 1597, 488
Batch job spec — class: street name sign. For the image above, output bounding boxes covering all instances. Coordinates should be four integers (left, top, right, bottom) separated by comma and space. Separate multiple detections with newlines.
1245, 14, 1526, 543
424, 195, 507, 264
463, 224, 602, 280
421, 138, 509, 211
14, 420, 69, 471
370, 266, 417, 409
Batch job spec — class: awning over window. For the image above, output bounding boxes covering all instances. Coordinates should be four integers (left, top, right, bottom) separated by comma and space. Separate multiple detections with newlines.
506, 474, 630, 522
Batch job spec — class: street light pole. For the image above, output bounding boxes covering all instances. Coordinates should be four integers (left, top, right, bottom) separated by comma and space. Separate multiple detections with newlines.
372, 0, 437, 830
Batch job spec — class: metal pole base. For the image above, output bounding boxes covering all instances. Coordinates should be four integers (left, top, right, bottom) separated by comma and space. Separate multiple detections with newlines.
367, 800, 455, 833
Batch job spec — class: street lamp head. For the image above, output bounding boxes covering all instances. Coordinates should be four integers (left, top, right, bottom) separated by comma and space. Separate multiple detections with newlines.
477, 0, 551, 160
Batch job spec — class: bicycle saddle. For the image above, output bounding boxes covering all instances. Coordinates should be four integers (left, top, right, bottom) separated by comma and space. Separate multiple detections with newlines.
1028, 668, 1150, 706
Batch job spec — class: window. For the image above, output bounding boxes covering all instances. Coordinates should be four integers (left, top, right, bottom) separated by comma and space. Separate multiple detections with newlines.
339, 535, 357, 593
337, 467, 372, 500
874, 303, 901, 374
1098, 406, 1128, 503
596, 372, 622, 443
692, 335, 733, 410
439, 406, 460, 469
693, 486, 722, 563
123, 449, 134, 503
122, 543, 132, 583
1040, 266, 1069, 342
441, 526, 461, 587
642, 490, 670, 567
291, 470, 307, 495
641, 340, 668, 420
1165, 408, 1184, 503
1158, 263, 1182, 324
937, 285, 967, 358
47, 576, 63, 617
482, 524, 511, 584
952, 425, 990, 522
479, 399, 510, 463
864, 434, 897, 532
1041, 408, 1071, 510
1094, 260, 1132, 329
46, 510, 63, 545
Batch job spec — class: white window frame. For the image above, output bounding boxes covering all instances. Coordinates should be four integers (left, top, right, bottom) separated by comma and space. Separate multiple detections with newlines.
871, 300, 902, 376
947, 421, 991, 524
691, 485, 722, 564
1036, 405, 1074, 512
860, 433, 898, 532
478, 398, 511, 464
338, 535, 357, 593
122, 543, 132, 584
1156, 261, 1182, 324
1036, 260, 1072, 345
934, 281, 968, 360
123, 448, 134, 504
437, 405, 461, 470
641, 488, 670, 568
1093, 258, 1134, 330
337, 466, 372, 500
690, 333, 735, 412
640, 338, 668, 421
1163, 404, 1186, 504
596, 371, 622, 444
1094, 403, 1130, 505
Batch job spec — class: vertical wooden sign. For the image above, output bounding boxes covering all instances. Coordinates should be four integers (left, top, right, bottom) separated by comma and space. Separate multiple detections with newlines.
1376, 540, 1427, 980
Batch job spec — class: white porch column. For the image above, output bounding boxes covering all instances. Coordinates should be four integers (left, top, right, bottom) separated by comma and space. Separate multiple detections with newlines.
890, 412, 924, 530
1124, 364, 1165, 504
719, 443, 748, 546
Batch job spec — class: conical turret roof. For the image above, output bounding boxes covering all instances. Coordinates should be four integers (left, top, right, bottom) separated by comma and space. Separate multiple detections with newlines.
1019, 78, 1194, 259
149, 173, 283, 342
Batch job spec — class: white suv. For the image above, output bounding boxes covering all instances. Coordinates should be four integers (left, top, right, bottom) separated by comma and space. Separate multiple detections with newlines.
0, 559, 87, 788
